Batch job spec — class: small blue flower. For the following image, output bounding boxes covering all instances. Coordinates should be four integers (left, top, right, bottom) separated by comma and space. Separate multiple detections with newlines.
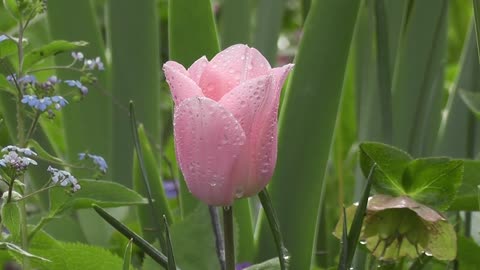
48, 75, 60, 84
21, 95, 39, 107
6, 74, 16, 83
0, 35, 8, 42
51, 96, 68, 108
163, 180, 179, 199
35, 97, 52, 111
71, 52, 84, 61
47, 166, 81, 192
79, 153, 108, 173
85, 57, 105, 71
18, 75, 37, 84
236, 262, 252, 270
65, 80, 88, 95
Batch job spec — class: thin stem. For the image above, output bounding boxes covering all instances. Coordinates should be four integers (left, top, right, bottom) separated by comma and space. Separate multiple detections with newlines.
25, 112, 40, 142
258, 189, 289, 270
16, 183, 53, 202
27, 65, 81, 74
223, 206, 235, 270
209, 206, 225, 270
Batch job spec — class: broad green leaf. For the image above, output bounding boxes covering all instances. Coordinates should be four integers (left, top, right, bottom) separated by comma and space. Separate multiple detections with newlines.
255, 0, 361, 268
133, 124, 173, 244
0, 35, 17, 58
168, 0, 220, 66
449, 160, 480, 211
107, 0, 162, 187
391, 0, 447, 156
457, 235, 480, 269
171, 205, 220, 270
359, 142, 411, 195
244, 258, 281, 270
123, 239, 133, 270
253, 0, 287, 64
459, 89, 480, 118
220, 0, 251, 47
402, 158, 463, 210
1, 202, 20, 239
47, 0, 110, 178
23, 40, 87, 70
49, 179, 147, 214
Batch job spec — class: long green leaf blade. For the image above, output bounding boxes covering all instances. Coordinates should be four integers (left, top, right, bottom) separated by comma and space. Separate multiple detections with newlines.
107, 0, 162, 187
255, 0, 361, 269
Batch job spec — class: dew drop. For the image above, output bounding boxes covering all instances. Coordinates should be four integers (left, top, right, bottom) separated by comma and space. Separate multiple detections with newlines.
359, 240, 367, 245
424, 251, 433, 257
235, 187, 244, 198
209, 182, 217, 187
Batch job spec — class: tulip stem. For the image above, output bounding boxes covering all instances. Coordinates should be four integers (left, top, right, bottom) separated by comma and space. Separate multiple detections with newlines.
223, 206, 235, 270
209, 206, 226, 270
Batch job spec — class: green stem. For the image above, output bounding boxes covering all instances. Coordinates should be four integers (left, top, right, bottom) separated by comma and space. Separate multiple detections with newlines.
223, 206, 235, 270
19, 199, 30, 269
25, 112, 40, 143
258, 189, 289, 270
209, 206, 225, 270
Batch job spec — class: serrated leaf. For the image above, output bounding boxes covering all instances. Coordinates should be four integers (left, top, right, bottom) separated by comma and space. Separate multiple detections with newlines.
244, 258, 281, 270
170, 205, 220, 270
359, 142, 411, 195
23, 40, 88, 70
402, 158, 463, 210
459, 89, 480, 118
1, 202, 20, 240
449, 160, 480, 211
49, 179, 147, 215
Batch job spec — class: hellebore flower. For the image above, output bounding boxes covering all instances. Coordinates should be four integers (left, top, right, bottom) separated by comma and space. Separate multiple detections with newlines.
163, 44, 293, 206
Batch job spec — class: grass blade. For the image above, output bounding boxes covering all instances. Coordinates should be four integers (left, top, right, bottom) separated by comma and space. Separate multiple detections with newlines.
93, 205, 172, 269
258, 189, 289, 270
473, 0, 480, 60
255, 0, 361, 268
123, 239, 133, 270
133, 124, 174, 243
129, 102, 166, 250
337, 207, 349, 270
164, 216, 177, 270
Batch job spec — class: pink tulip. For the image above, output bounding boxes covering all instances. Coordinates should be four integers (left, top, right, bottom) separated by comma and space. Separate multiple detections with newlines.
163, 44, 293, 206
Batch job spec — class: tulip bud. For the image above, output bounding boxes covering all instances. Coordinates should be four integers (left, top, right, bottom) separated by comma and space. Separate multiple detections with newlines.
163, 44, 293, 206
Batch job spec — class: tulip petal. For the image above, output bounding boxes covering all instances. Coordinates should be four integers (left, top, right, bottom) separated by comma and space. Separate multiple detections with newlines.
173, 97, 246, 205
188, 56, 209, 85
271, 63, 295, 91
163, 61, 203, 105
199, 44, 271, 101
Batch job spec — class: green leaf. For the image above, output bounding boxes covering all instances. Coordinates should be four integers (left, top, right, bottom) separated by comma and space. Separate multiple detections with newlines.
473, 0, 480, 61
168, 0, 220, 66
258, 189, 288, 270
133, 124, 173, 244
459, 89, 480, 118
107, 0, 162, 187
0, 74, 16, 95
457, 235, 480, 269
359, 142, 411, 195
27, 139, 64, 164
49, 179, 147, 214
219, 0, 251, 47
255, 1, 361, 268
449, 160, 480, 211
244, 258, 281, 270
23, 40, 87, 70
1, 202, 20, 240
164, 216, 177, 270
170, 205, 220, 270
93, 205, 170, 268
402, 158, 463, 210
0, 35, 17, 58
123, 239, 133, 270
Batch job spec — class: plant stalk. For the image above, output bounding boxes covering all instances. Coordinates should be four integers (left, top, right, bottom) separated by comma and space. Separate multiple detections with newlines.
223, 206, 235, 270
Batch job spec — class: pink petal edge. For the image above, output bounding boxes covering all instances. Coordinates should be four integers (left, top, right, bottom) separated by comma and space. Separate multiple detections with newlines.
163, 61, 204, 105
188, 56, 209, 85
